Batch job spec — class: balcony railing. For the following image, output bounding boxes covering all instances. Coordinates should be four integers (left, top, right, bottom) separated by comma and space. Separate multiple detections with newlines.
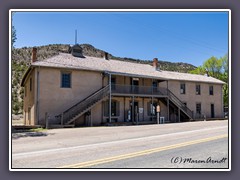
111, 84, 168, 96
111, 84, 193, 119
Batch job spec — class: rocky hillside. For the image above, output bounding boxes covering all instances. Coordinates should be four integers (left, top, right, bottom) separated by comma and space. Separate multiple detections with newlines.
11, 44, 196, 115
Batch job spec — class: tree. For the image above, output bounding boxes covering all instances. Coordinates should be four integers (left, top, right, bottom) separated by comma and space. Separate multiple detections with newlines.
11, 12, 17, 48
188, 65, 205, 75
189, 54, 229, 106
203, 56, 222, 79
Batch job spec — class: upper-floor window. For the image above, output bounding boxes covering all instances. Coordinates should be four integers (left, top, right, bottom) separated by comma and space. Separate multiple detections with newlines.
196, 84, 201, 95
180, 83, 186, 94
152, 80, 158, 92
61, 72, 71, 88
209, 85, 214, 95
111, 76, 116, 90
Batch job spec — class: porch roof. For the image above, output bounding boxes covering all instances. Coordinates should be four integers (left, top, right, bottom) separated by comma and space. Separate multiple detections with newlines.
31, 53, 225, 84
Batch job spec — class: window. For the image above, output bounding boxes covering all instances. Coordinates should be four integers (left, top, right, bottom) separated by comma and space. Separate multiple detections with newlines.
152, 80, 158, 92
196, 84, 201, 95
61, 72, 71, 88
111, 77, 116, 90
180, 83, 186, 94
196, 103, 201, 115
183, 102, 187, 106
209, 85, 214, 95
103, 100, 120, 116
30, 78, 32, 91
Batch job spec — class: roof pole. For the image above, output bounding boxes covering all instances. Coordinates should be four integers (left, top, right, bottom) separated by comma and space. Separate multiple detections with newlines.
109, 73, 112, 123
167, 80, 169, 122
178, 107, 180, 122
75, 30, 77, 44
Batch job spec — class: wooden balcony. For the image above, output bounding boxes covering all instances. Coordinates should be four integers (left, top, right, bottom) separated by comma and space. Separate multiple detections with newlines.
111, 84, 168, 97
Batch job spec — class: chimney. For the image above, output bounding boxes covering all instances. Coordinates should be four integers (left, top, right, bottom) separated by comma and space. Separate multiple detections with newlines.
103, 52, 109, 60
31, 47, 37, 63
205, 69, 209, 77
153, 58, 159, 70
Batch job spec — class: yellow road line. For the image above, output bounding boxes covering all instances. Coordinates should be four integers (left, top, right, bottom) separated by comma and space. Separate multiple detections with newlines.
59, 134, 228, 168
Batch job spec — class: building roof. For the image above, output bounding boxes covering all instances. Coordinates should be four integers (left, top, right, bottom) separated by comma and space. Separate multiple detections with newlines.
29, 53, 224, 84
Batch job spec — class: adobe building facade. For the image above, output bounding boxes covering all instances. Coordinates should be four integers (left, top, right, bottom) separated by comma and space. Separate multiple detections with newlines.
21, 45, 225, 127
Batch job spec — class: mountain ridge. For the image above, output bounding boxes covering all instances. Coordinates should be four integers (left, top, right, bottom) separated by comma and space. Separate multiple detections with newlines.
11, 43, 196, 115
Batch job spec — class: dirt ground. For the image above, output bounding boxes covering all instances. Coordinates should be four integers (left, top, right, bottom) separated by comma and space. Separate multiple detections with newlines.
12, 118, 24, 125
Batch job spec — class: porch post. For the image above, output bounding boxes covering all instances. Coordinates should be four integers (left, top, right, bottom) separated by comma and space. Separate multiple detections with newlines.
151, 96, 153, 121
178, 107, 180, 122
142, 98, 144, 122
167, 98, 170, 122
132, 96, 135, 124
124, 97, 126, 121
221, 84, 224, 118
109, 73, 112, 123
61, 112, 63, 125
167, 80, 169, 122
90, 109, 93, 127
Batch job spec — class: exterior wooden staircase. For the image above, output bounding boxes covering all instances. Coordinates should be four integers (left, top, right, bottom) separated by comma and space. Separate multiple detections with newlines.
166, 89, 193, 120
55, 85, 110, 125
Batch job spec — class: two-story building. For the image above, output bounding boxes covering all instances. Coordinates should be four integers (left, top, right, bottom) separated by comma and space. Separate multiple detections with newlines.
20, 45, 225, 127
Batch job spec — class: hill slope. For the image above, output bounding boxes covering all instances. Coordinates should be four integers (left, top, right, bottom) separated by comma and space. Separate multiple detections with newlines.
11, 44, 196, 115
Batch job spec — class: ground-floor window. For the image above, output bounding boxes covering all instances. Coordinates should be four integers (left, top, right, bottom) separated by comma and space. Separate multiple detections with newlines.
103, 100, 120, 116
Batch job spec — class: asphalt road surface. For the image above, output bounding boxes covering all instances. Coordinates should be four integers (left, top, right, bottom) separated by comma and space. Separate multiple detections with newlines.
11, 120, 229, 169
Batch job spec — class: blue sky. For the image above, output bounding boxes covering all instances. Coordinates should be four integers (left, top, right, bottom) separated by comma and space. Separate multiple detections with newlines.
12, 11, 229, 66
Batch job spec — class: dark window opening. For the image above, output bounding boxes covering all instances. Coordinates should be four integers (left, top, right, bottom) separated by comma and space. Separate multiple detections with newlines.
196, 103, 201, 115
152, 80, 158, 92
196, 84, 201, 95
61, 73, 71, 88
209, 85, 214, 95
111, 77, 116, 90
180, 83, 186, 94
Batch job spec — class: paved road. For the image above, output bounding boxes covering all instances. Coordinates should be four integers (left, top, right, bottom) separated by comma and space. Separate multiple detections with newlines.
11, 120, 229, 169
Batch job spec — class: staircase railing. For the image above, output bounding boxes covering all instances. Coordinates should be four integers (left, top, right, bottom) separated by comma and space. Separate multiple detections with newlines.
56, 85, 110, 124
167, 89, 193, 119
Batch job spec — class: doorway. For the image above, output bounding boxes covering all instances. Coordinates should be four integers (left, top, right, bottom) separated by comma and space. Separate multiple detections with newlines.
211, 104, 215, 118
131, 78, 139, 93
130, 101, 139, 123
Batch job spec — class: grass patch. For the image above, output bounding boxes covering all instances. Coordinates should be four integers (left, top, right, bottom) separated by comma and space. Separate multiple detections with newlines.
28, 128, 47, 132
